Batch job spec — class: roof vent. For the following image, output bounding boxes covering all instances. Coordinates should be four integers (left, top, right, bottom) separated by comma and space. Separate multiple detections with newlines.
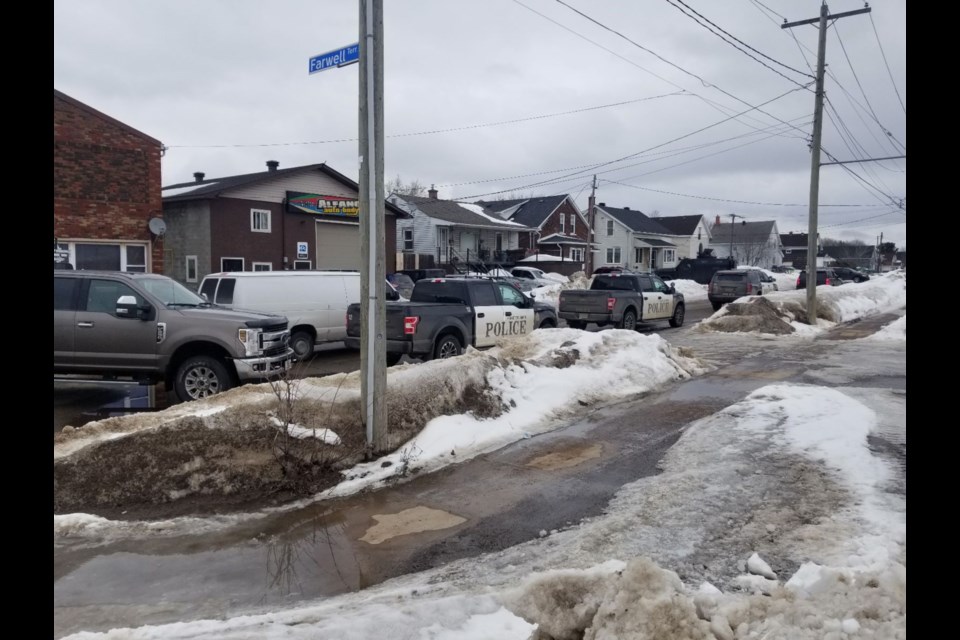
428, 184, 438, 200
599, 202, 606, 207
193, 172, 205, 183
266, 160, 279, 172
624, 206, 630, 210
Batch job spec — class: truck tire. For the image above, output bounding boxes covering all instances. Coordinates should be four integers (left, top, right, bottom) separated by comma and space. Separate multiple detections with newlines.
433, 334, 463, 360
711, 301, 723, 311
538, 318, 557, 329
669, 303, 685, 328
619, 309, 637, 331
290, 330, 314, 360
566, 320, 586, 330
175, 355, 233, 402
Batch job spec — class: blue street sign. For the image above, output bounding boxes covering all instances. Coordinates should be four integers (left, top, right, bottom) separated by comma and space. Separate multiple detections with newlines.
308, 43, 360, 74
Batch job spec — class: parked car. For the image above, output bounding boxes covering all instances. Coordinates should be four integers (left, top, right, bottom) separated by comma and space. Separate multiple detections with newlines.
386, 272, 415, 299
54, 270, 293, 402
344, 277, 558, 364
399, 268, 447, 282
510, 266, 555, 287
558, 272, 684, 330
592, 266, 632, 276
770, 264, 795, 273
744, 268, 779, 291
829, 266, 871, 283
796, 268, 843, 290
707, 269, 769, 311
199, 271, 400, 359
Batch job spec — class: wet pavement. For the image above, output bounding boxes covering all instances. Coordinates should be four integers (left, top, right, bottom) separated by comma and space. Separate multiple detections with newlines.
53, 303, 904, 638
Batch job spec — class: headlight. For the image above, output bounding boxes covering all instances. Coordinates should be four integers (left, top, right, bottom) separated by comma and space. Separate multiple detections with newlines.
237, 328, 263, 356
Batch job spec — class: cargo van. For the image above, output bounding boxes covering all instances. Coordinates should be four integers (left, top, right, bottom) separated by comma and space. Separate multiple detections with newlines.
198, 271, 400, 359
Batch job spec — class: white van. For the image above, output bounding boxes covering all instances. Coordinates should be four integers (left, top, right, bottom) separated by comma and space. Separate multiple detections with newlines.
198, 271, 400, 358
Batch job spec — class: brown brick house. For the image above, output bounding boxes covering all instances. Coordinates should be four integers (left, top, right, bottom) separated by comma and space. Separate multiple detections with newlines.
478, 195, 589, 261
162, 162, 408, 287
54, 89, 165, 272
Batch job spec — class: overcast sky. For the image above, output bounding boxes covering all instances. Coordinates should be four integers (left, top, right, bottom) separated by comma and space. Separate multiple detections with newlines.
53, 0, 906, 249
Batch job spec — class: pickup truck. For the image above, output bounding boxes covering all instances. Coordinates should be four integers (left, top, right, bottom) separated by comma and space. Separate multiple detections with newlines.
54, 270, 294, 402
558, 273, 685, 330
344, 277, 558, 363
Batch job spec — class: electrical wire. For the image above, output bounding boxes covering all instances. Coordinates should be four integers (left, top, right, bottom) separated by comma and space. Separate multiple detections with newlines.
870, 13, 906, 114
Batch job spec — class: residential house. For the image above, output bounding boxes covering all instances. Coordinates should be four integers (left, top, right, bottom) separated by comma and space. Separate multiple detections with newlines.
780, 231, 822, 268
593, 203, 679, 271
54, 89, 165, 272
478, 195, 589, 263
649, 214, 714, 260
162, 161, 407, 287
821, 242, 877, 271
390, 189, 531, 270
710, 217, 784, 269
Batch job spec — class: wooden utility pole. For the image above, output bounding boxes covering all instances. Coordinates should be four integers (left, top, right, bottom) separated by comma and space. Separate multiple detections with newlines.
359, 0, 386, 452
783, 2, 871, 324
585, 175, 597, 276
727, 213, 745, 264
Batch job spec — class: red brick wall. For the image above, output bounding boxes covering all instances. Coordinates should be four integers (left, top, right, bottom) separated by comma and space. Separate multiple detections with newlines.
539, 199, 589, 242
54, 93, 164, 272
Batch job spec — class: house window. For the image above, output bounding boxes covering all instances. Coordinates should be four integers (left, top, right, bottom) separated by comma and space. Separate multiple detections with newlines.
252, 262, 272, 271
635, 247, 643, 264
559, 214, 565, 233
185, 255, 198, 282
495, 233, 503, 252
663, 249, 675, 263
569, 247, 584, 261
605, 247, 621, 264
251, 208, 271, 233
403, 228, 414, 251
70, 242, 149, 272
606, 220, 614, 236
221, 257, 244, 272
570, 214, 576, 235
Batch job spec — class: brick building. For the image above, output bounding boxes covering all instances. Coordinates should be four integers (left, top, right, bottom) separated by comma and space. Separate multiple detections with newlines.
54, 89, 165, 272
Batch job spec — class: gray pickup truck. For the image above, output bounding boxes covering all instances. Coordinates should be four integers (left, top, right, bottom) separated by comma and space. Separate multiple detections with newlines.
54, 270, 294, 402
558, 273, 685, 330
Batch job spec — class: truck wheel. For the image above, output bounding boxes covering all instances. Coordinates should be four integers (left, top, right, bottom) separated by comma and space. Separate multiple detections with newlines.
566, 320, 586, 330
433, 334, 462, 359
175, 355, 232, 402
386, 352, 403, 366
290, 331, 314, 360
538, 318, 556, 329
619, 309, 637, 331
711, 301, 723, 311
669, 303, 685, 328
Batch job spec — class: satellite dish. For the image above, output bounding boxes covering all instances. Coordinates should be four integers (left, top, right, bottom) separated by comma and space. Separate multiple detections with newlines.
148, 217, 167, 236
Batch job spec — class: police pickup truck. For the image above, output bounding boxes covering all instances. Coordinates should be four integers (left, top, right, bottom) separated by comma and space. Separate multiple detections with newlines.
344, 277, 558, 364
558, 272, 685, 331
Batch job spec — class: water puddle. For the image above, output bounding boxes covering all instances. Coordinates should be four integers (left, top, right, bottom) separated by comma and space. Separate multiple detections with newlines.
359, 506, 467, 544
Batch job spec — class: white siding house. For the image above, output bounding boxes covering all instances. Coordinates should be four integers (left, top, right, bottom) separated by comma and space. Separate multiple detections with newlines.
592, 204, 680, 271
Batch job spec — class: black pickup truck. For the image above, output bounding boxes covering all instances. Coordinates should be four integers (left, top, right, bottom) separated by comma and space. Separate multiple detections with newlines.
558, 273, 685, 330
345, 277, 558, 364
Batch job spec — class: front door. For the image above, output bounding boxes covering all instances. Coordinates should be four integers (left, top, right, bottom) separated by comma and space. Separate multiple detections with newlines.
460, 231, 478, 259
73, 278, 159, 371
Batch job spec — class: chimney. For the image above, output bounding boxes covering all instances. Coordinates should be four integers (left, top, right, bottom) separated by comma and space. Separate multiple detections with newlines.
428, 184, 438, 200
599, 202, 606, 207
266, 160, 279, 172
715, 215, 721, 225
624, 206, 630, 210
193, 172, 205, 183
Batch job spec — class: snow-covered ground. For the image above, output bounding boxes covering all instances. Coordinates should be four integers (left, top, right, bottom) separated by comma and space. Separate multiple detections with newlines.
54, 272, 906, 640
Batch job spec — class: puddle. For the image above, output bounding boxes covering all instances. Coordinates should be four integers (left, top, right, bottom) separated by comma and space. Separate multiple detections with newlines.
526, 443, 603, 470
54, 380, 171, 434
359, 506, 467, 545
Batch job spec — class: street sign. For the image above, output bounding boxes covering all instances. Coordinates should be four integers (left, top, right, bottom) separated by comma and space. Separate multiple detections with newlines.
308, 43, 360, 74
297, 242, 308, 259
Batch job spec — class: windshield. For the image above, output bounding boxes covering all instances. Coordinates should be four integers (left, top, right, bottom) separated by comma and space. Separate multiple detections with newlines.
140, 277, 208, 307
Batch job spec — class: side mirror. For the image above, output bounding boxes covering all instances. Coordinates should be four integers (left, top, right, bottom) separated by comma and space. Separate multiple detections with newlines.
116, 295, 150, 320
200, 292, 209, 301
386, 288, 400, 301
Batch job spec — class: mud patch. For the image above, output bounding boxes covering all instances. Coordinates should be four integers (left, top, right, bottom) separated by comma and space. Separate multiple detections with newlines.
526, 443, 603, 470
359, 506, 467, 544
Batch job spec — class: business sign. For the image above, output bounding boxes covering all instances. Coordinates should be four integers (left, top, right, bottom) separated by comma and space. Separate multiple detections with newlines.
308, 43, 360, 74
288, 191, 359, 218
297, 242, 309, 259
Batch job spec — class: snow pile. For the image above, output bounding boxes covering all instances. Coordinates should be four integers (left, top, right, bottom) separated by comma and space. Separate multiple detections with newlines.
864, 314, 905, 341
543, 272, 569, 283
457, 202, 526, 227
666, 278, 707, 301
530, 271, 590, 308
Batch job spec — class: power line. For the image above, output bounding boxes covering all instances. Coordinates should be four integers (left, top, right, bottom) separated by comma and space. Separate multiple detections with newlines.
821, 147, 903, 209
663, 0, 813, 83
870, 13, 906, 114
602, 179, 876, 208
748, 0, 785, 22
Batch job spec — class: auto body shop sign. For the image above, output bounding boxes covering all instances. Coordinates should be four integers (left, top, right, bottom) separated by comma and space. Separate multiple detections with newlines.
287, 191, 359, 218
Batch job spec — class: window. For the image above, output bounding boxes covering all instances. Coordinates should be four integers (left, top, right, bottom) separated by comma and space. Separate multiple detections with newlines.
569, 247, 584, 261
635, 247, 643, 264
251, 209, 271, 233
125, 245, 147, 272
497, 283, 526, 307
185, 256, 198, 283
559, 214, 565, 233
54, 277, 80, 311
437, 227, 449, 247
221, 257, 244, 272
606, 220, 614, 236
85, 280, 142, 315
294, 260, 312, 270
639, 276, 655, 292
570, 214, 576, 235
199, 278, 218, 301
215, 278, 236, 304
64, 242, 149, 272
253, 262, 272, 271
472, 283, 498, 306
495, 233, 503, 252
605, 247, 621, 264
651, 276, 670, 292
663, 249, 675, 263
403, 228, 414, 251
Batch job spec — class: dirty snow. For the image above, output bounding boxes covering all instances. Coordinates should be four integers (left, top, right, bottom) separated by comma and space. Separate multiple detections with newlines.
864, 313, 906, 341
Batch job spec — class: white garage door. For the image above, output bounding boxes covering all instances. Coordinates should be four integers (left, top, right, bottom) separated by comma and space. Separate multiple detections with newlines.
315, 221, 360, 270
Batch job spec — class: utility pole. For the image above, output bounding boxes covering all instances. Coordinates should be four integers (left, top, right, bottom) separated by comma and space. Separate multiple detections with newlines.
728, 213, 745, 264
359, 0, 386, 453
783, 2, 871, 324
585, 175, 597, 276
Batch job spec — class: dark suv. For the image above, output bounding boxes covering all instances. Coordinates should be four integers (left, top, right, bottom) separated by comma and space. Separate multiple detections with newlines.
707, 269, 767, 311
796, 268, 843, 289
829, 266, 870, 283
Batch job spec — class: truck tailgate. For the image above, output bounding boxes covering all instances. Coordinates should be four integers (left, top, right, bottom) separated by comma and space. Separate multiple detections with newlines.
559, 290, 611, 313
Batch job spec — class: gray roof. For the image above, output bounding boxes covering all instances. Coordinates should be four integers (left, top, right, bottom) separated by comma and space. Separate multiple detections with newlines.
712, 220, 778, 244
639, 238, 676, 247
652, 214, 703, 235
600, 205, 675, 235
822, 243, 876, 260
478, 195, 569, 228
780, 233, 811, 248
398, 195, 532, 230
539, 233, 586, 245
163, 162, 407, 216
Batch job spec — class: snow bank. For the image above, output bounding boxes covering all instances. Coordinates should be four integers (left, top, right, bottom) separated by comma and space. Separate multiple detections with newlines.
864, 314, 906, 341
